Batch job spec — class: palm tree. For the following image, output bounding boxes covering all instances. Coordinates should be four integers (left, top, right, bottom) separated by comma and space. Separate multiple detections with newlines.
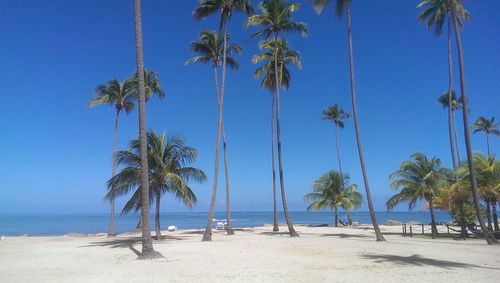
129, 69, 166, 101
193, 0, 254, 241
304, 171, 362, 227
133, 0, 162, 258
322, 104, 351, 187
449, 0, 496, 244
88, 78, 135, 237
253, 38, 301, 232
472, 154, 499, 232
246, 0, 308, 238
186, 30, 242, 238
106, 132, 207, 239
472, 117, 499, 156
437, 91, 463, 162
312, 0, 385, 241
388, 153, 445, 238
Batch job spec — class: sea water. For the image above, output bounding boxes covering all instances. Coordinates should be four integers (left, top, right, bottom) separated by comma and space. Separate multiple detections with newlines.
0, 211, 453, 236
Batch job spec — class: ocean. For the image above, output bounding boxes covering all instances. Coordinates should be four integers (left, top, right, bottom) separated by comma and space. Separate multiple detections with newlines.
0, 211, 453, 236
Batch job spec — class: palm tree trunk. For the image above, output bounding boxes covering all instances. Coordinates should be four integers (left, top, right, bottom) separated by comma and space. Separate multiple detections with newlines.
134, 0, 162, 258
452, 110, 462, 162
219, 19, 233, 236
429, 199, 438, 239
274, 33, 298, 237
459, 201, 468, 238
335, 125, 345, 184
446, 18, 458, 169
202, 22, 229, 241
486, 201, 492, 231
334, 207, 338, 227
492, 201, 499, 232
445, 19, 468, 238
155, 193, 162, 240
345, 3, 385, 241
486, 134, 490, 156
221, 126, 234, 235
108, 109, 120, 237
271, 91, 279, 232
451, 6, 496, 245
212, 64, 234, 236
346, 210, 353, 224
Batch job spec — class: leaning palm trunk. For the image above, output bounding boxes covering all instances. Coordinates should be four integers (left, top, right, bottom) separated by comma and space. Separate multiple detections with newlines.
446, 17, 467, 238
220, 21, 234, 236
451, 5, 495, 245
212, 64, 234, 236
429, 199, 438, 238
345, 3, 384, 241
203, 22, 230, 241
271, 91, 279, 232
134, 0, 162, 258
274, 33, 298, 237
155, 194, 162, 239
452, 111, 462, 161
108, 109, 120, 237
335, 125, 345, 185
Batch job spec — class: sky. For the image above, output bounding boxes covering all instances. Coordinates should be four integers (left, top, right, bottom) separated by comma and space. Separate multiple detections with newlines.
0, 0, 498, 214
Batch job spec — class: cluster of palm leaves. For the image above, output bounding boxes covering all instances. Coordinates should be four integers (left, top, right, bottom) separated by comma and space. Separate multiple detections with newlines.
387, 153, 499, 238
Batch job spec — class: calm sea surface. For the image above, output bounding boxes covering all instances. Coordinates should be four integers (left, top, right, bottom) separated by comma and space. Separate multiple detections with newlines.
0, 211, 453, 236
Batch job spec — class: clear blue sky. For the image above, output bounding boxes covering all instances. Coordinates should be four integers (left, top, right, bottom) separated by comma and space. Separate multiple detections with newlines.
0, 0, 498, 214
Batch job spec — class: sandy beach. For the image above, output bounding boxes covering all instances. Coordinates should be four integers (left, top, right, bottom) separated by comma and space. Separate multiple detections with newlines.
0, 225, 499, 283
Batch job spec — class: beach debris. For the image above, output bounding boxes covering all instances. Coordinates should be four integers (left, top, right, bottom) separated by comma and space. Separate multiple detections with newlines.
216, 222, 225, 230
167, 226, 177, 232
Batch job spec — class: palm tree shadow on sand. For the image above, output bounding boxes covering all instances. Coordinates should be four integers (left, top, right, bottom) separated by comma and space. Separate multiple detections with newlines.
79, 236, 186, 256
361, 254, 500, 270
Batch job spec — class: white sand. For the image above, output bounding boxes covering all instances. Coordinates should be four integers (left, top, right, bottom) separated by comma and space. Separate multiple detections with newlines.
0, 225, 499, 282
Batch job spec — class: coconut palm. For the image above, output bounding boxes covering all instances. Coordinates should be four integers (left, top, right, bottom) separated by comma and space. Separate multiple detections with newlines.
253, 38, 301, 232
304, 171, 362, 227
133, 0, 162, 258
312, 0, 385, 241
106, 131, 207, 239
246, 0, 308, 238
193, 0, 254, 241
252, 37, 303, 236
88, 78, 135, 237
388, 153, 445, 238
472, 117, 499, 156
471, 154, 499, 232
437, 91, 463, 162
448, 0, 496, 244
186, 30, 242, 236
322, 104, 351, 186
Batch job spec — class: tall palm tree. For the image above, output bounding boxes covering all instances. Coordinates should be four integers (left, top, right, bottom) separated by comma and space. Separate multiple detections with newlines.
437, 91, 463, 162
246, 0, 308, 238
322, 104, 351, 186
449, 0, 496, 244
186, 30, 242, 236
193, 0, 254, 241
253, 38, 301, 232
88, 78, 135, 237
133, 0, 162, 258
312, 0, 385, 241
388, 153, 445, 238
252, 37, 303, 236
106, 132, 207, 239
304, 171, 362, 227
472, 117, 499, 156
